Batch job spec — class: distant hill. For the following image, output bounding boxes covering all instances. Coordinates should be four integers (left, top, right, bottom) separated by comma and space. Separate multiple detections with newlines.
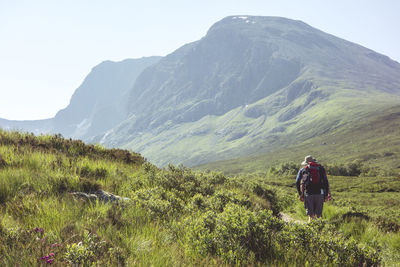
1, 16, 400, 168
0, 57, 161, 139
0, 118, 53, 135
53, 57, 161, 139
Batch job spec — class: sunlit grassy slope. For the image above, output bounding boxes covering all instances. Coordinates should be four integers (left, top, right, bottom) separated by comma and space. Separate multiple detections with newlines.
197, 104, 400, 175
0, 130, 385, 266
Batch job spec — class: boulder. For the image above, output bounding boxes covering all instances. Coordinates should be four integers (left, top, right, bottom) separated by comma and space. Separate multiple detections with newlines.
70, 190, 130, 204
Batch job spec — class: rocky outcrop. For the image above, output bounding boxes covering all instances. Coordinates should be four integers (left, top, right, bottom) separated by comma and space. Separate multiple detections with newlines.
70, 190, 130, 204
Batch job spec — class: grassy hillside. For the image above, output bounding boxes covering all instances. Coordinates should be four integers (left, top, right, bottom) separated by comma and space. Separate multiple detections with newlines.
197, 104, 400, 175
0, 130, 387, 266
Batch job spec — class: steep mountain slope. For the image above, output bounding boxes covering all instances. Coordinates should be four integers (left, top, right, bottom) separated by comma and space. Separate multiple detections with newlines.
100, 16, 400, 166
54, 57, 161, 139
0, 57, 161, 139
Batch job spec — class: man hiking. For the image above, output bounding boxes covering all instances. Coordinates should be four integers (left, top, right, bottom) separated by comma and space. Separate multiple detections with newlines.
296, 155, 331, 222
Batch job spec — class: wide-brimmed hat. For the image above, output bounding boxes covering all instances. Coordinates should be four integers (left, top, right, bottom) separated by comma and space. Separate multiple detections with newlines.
301, 155, 316, 165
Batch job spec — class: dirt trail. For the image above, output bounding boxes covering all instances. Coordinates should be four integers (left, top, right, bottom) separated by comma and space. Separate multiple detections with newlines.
280, 212, 305, 224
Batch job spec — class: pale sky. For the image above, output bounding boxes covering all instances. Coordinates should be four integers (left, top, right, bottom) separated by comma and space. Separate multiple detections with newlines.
1, 0, 399, 120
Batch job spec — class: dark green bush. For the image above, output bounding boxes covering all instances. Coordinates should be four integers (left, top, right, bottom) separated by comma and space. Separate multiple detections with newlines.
207, 190, 251, 212
184, 203, 283, 265
153, 165, 218, 198
267, 162, 299, 176
278, 221, 381, 266
326, 162, 363, 176
251, 184, 280, 216
184, 206, 380, 266
132, 187, 184, 220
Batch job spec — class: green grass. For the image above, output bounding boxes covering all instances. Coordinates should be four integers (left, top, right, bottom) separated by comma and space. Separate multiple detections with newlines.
197, 104, 400, 175
247, 172, 400, 265
0, 130, 385, 266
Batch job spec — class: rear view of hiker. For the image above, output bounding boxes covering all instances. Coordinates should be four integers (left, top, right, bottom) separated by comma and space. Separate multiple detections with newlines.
296, 155, 331, 222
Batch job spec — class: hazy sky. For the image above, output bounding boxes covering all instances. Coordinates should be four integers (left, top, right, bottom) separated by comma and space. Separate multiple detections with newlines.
1, 0, 399, 120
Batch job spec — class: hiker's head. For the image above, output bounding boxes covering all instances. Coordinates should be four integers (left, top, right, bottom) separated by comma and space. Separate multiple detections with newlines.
302, 155, 316, 165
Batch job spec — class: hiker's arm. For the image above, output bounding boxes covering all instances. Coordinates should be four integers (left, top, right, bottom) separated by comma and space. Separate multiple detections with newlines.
322, 168, 331, 198
324, 169, 330, 193
295, 169, 302, 196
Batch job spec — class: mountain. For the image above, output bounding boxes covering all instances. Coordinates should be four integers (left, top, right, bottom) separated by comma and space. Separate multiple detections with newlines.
53, 57, 161, 139
0, 56, 161, 139
99, 16, 400, 166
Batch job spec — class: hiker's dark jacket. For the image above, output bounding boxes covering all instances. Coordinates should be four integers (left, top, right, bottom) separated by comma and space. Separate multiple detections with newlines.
296, 163, 330, 196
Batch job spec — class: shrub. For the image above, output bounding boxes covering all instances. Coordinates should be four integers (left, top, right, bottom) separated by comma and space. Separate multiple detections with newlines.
267, 162, 299, 176
277, 220, 381, 266
131, 187, 184, 220
325, 162, 363, 176
184, 203, 284, 265
154, 165, 216, 198
207, 190, 251, 212
251, 184, 281, 216
184, 208, 380, 266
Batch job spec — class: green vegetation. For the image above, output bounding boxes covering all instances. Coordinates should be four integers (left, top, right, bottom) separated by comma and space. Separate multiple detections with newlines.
0, 130, 385, 266
198, 104, 400, 175
239, 162, 400, 265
